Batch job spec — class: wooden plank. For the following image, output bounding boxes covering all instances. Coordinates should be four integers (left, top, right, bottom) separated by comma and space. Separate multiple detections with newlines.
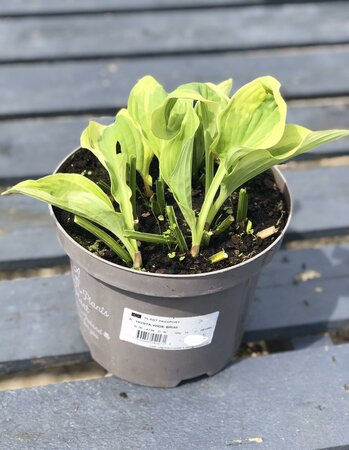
282, 166, 349, 238
0, 195, 66, 270
1, 243, 348, 371
2, 4, 349, 62
0, 0, 271, 16
1, 101, 348, 184
1, 48, 349, 118
1, 165, 349, 269
1, 343, 349, 449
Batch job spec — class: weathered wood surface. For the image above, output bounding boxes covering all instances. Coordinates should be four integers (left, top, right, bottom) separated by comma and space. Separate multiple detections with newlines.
1, 343, 349, 450
0, 0, 282, 16
1, 243, 348, 371
2, 4, 349, 62
1, 101, 349, 184
0, 195, 65, 269
1, 47, 349, 119
1, 165, 349, 269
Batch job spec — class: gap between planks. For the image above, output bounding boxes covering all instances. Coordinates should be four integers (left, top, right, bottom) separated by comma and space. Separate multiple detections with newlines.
3, 42, 349, 66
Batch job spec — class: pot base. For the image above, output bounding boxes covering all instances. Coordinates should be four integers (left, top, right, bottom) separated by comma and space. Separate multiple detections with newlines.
72, 262, 260, 387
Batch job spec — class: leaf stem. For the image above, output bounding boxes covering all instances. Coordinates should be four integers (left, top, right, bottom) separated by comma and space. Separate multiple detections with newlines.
129, 155, 137, 221
166, 205, 188, 253
192, 163, 226, 256
96, 180, 111, 195
155, 178, 166, 215
213, 215, 234, 235
208, 249, 228, 264
74, 215, 133, 267
236, 188, 248, 223
123, 229, 174, 245
205, 150, 214, 196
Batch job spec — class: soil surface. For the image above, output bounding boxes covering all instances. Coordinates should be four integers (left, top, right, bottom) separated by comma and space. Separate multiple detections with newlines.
55, 149, 288, 274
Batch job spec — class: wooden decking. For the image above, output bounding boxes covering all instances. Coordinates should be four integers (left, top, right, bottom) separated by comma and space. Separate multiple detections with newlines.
1, 1, 349, 449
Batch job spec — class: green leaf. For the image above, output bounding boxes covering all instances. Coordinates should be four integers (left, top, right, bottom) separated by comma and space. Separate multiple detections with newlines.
74, 215, 133, 266
3, 173, 113, 210
168, 80, 231, 103
80, 121, 110, 167
210, 125, 349, 224
2, 173, 137, 260
269, 124, 349, 160
128, 75, 168, 158
212, 76, 287, 157
167, 80, 233, 189
211, 78, 233, 97
80, 119, 140, 234
113, 109, 153, 187
109, 153, 135, 232
154, 98, 200, 234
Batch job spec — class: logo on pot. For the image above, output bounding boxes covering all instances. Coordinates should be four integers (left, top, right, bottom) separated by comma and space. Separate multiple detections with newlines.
72, 265, 110, 318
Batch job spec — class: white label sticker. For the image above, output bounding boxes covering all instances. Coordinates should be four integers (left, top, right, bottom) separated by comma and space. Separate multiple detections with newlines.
119, 308, 219, 350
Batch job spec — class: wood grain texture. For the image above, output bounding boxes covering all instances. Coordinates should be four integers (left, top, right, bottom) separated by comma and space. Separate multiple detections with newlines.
1, 343, 349, 449
1, 47, 349, 118
0, 195, 66, 269
0, 243, 348, 369
2, 4, 349, 62
0, 0, 274, 15
1, 101, 349, 183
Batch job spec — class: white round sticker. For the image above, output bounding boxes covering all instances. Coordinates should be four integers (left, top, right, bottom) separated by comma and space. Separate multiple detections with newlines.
184, 335, 209, 346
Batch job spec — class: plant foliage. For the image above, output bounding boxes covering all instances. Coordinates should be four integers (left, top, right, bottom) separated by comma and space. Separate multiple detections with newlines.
3, 75, 349, 268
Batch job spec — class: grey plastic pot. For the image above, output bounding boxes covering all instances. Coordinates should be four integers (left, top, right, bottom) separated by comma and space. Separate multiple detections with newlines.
50, 149, 292, 388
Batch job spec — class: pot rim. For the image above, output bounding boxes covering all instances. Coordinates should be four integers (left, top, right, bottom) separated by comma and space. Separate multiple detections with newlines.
49, 147, 292, 279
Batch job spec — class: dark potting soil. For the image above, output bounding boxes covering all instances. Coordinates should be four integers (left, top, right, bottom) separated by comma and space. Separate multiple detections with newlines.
54, 148, 288, 274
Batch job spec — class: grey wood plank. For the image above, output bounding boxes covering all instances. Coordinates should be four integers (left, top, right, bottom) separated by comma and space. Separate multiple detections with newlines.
2, 4, 349, 62
1, 165, 349, 269
1, 101, 348, 184
1, 243, 348, 370
1, 48, 349, 118
1, 343, 349, 450
283, 166, 349, 238
0, 0, 272, 15
0, 195, 66, 270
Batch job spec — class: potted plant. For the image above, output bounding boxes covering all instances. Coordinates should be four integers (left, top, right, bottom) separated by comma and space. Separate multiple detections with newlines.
3, 76, 349, 387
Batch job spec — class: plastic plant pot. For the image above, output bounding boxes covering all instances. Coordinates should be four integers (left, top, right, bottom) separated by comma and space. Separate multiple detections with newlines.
50, 148, 292, 388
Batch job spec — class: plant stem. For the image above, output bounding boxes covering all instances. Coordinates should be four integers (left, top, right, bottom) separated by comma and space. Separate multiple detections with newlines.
205, 150, 214, 196
213, 215, 234, 235
191, 163, 226, 256
166, 205, 188, 253
133, 251, 142, 270
74, 215, 133, 267
236, 188, 248, 223
201, 230, 213, 248
208, 249, 228, 264
124, 229, 174, 245
155, 178, 166, 215
96, 180, 111, 195
129, 155, 137, 221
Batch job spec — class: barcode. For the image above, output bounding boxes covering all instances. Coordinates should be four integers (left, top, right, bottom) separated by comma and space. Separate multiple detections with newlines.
136, 329, 168, 344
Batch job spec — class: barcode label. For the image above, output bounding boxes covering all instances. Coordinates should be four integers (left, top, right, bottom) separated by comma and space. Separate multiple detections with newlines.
136, 329, 168, 344
119, 308, 219, 350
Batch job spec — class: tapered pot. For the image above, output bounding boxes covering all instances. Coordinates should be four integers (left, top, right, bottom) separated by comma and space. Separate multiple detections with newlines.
50, 149, 292, 387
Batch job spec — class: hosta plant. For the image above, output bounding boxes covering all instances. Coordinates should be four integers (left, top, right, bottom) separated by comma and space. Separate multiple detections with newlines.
3, 75, 349, 270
